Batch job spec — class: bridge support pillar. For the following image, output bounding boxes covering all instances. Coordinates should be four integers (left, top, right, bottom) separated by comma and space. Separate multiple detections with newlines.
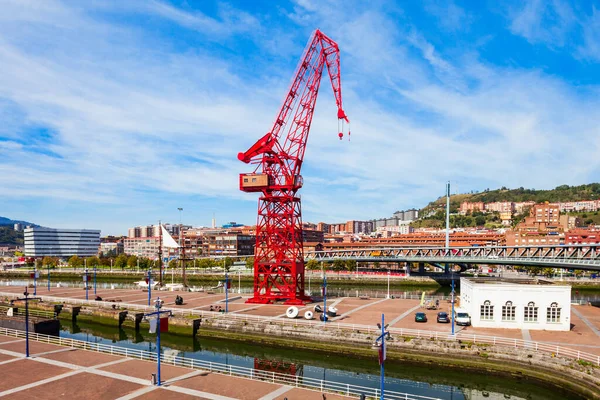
444, 264, 450, 275
418, 263, 425, 274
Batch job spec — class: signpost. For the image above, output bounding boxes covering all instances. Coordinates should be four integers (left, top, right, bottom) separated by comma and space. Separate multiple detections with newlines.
16, 287, 41, 358
32, 268, 38, 296
144, 297, 172, 386
322, 273, 328, 323
375, 314, 390, 400
147, 269, 152, 306
224, 273, 230, 313
83, 269, 90, 301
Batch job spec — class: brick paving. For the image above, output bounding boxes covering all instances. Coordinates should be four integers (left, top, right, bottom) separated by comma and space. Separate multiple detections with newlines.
0, 334, 352, 399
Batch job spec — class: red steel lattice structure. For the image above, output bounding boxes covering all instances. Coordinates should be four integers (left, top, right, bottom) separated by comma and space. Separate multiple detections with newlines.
238, 30, 349, 304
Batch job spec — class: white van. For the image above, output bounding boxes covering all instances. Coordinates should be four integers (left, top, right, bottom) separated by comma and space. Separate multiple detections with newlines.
454, 308, 471, 326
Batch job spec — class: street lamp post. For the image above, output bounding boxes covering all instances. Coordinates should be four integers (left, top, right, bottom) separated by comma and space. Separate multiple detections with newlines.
33, 266, 37, 296
375, 314, 390, 400
322, 273, 327, 323
47, 263, 50, 291
147, 268, 152, 306
144, 297, 172, 386
386, 271, 390, 299
224, 272, 230, 313
84, 268, 89, 301
451, 275, 456, 335
110, 259, 113, 272
17, 287, 41, 358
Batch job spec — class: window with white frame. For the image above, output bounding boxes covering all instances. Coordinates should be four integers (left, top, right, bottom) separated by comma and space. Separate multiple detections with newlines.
524, 302, 538, 322
480, 300, 494, 320
546, 302, 561, 323
502, 301, 516, 321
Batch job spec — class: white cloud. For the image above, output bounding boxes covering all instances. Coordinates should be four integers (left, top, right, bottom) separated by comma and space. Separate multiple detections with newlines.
1, 0, 600, 234
509, 0, 577, 47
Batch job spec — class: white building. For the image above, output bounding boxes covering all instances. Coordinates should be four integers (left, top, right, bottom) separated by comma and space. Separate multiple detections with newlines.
24, 228, 101, 258
460, 277, 571, 331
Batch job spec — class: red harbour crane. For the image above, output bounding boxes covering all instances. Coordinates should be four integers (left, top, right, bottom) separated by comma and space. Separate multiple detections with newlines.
238, 29, 349, 304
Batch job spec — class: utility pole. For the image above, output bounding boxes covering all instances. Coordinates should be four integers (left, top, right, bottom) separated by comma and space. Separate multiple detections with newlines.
178, 208, 187, 287
447, 181, 456, 335
158, 221, 163, 287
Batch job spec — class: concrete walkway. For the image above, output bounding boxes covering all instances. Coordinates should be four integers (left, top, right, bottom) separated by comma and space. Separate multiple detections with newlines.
332, 298, 388, 321
521, 329, 533, 349
571, 307, 600, 337
388, 304, 422, 326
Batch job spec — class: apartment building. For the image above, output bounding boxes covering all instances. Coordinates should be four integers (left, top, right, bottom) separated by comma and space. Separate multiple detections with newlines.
459, 201, 484, 215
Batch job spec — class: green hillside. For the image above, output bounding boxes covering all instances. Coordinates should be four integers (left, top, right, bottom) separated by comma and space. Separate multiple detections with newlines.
422, 183, 600, 214
0, 226, 23, 246
414, 183, 600, 229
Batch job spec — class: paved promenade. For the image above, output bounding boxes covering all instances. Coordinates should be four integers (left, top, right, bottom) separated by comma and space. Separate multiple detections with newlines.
0, 334, 351, 400
2, 284, 600, 356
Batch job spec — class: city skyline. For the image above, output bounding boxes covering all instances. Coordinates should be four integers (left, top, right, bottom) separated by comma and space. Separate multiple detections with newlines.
2, 1, 600, 235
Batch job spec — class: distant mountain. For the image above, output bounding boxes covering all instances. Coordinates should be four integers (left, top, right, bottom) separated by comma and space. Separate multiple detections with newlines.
0, 216, 38, 227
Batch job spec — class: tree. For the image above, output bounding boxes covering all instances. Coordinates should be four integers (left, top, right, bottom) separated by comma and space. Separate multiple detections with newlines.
115, 254, 127, 270
541, 268, 555, 278
86, 256, 100, 268
35, 258, 43, 269
305, 259, 320, 271
168, 259, 178, 269
332, 259, 345, 273
68, 255, 83, 269
42, 256, 58, 269
345, 259, 357, 272
223, 257, 234, 272
198, 258, 215, 270
127, 255, 138, 269
245, 257, 254, 270
475, 216, 486, 226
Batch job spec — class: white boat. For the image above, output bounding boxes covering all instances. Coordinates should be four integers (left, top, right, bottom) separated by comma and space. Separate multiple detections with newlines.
165, 283, 185, 291
134, 280, 159, 289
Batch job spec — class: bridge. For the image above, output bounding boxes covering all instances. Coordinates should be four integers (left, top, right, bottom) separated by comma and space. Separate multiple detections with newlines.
305, 244, 600, 272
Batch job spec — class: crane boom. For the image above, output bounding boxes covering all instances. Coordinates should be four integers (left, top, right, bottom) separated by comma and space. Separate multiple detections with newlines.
239, 29, 349, 304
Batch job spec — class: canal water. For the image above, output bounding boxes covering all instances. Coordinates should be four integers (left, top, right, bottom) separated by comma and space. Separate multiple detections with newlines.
59, 320, 585, 400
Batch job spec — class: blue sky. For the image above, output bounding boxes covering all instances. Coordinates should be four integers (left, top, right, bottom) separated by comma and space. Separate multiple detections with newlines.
2, 0, 600, 235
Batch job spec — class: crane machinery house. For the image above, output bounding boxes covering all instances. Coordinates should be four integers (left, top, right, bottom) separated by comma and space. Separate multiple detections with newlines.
459, 277, 571, 331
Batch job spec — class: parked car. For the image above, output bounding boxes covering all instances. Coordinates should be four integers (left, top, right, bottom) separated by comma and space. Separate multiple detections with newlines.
436, 312, 450, 323
454, 308, 471, 326
415, 312, 427, 323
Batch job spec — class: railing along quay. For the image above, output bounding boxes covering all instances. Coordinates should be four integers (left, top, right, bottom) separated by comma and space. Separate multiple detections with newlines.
0, 327, 439, 400
1, 290, 598, 367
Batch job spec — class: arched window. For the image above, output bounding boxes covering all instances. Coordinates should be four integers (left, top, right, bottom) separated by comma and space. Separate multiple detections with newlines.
524, 301, 538, 322
480, 300, 494, 320
547, 302, 561, 323
502, 301, 515, 321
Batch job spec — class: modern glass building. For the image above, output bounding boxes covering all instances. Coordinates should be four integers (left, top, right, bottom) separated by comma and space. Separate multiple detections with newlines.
24, 228, 101, 258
